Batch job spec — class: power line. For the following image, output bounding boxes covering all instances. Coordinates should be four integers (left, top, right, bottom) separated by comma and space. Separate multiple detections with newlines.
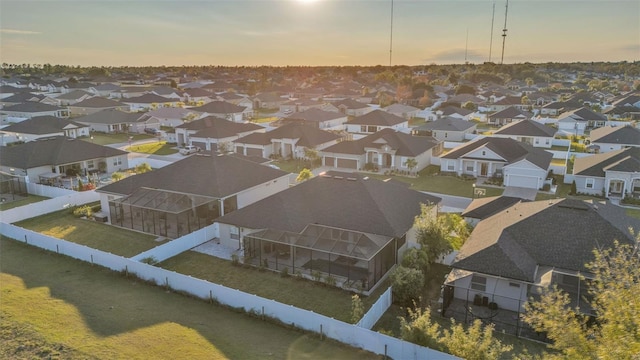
489, 1, 496, 62
389, 0, 394, 67
500, 0, 509, 65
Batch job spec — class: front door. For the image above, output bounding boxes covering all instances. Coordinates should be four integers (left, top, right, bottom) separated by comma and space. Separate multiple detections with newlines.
384, 154, 392, 168
480, 162, 489, 177
611, 181, 623, 194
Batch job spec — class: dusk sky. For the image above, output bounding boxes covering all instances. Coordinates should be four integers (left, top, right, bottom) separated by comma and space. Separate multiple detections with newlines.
1, 0, 638, 67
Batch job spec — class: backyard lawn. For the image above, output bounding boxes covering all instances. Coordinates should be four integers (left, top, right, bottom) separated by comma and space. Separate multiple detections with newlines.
14, 208, 162, 257
125, 141, 178, 155
82, 133, 154, 146
272, 158, 318, 174
0, 238, 380, 360
159, 250, 388, 323
0, 195, 49, 211
625, 207, 640, 220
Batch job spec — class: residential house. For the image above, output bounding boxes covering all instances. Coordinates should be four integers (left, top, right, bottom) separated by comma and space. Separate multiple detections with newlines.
216, 92, 253, 110
333, 98, 375, 117
47, 90, 93, 106
0, 136, 128, 182
279, 99, 337, 114
441, 137, 553, 189
75, 109, 159, 133
488, 107, 532, 126
67, 97, 129, 116
445, 198, 639, 313
345, 109, 409, 137
216, 171, 442, 292
435, 106, 474, 120
0, 92, 45, 106
89, 83, 122, 97
283, 108, 348, 130
571, 147, 640, 198
460, 196, 525, 226
557, 107, 608, 135
175, 116, 264, 150
321, 128, 442, 172
183, 88, 214, 104
492, 120, 557, 148
1, 102, 69, 122
412, 116, 476, 142
233, 123, 341, 159
486, 96, 528, 112
190, 101, 251, 122
589, 125, 640, 153
0, 116, 90, 145
253, 92, 288, 109
383, 103, 420, 120
122, 93, 179, 111
142, 107, 199, 128
97, 153, 290, 238
540, 100, 582, 117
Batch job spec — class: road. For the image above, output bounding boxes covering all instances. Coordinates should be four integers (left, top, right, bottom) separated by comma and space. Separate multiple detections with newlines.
422, 192, 473, 213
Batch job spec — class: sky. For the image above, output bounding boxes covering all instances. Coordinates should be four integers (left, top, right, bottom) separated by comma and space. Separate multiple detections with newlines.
1, 0, 639, 67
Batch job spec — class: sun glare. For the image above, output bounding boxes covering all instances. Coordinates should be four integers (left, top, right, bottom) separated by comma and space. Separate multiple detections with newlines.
297, 0, 319, 4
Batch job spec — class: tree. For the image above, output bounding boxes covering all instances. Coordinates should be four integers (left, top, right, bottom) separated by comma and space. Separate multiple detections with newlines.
404, 158, 418, 174
303, 147, 320, 167
111, 172, 125, 182
296, 168, 313, 182
454, 84, 475, 95
390, 266, 425, 306
414, 204, 453, 264
135, 162, 152, 174
170, 79, 178, 88
570, 180, 577, 195
350, 294, 364, 324
523, 239, 640, 360
462, 101, 477, 111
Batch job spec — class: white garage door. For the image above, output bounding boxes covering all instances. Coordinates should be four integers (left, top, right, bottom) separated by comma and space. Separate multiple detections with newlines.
507, 175, 539, 189
336, 158, 358, 169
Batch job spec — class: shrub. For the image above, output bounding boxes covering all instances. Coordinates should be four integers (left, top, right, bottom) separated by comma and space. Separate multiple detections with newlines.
391, 266, 425, 307
312, 270, 322, 282
231, 253, 240, 266
82, 183, 96, 191
622, 196, 640, 206
542, 183, 551, 191
140, 256, 158, 265
324, 275, 337, 287
72, 205, 93, 218
570, 180, 577, 195
280, 267, 289, 277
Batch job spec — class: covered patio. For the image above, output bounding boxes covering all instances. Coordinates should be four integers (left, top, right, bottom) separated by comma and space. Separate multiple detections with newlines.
242, 224, 398, 293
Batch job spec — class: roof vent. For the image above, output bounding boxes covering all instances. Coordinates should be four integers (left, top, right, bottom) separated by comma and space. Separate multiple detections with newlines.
333, 176, 343, 180
346, 177, 357, 181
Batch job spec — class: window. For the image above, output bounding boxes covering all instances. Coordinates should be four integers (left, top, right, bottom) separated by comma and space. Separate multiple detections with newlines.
586, 178, 594, 189
87, 160, 95, 169
113, 157, 122, 166
466, 165, 474, 172
471, 275, 487, 291
361, 125, 367, 133
447, 161, 455, 171
509, 282, 521, 288
230, 226, 240, 240
482, 151, 486, 156
444, 132, 448, 138
545, 139, 550, 145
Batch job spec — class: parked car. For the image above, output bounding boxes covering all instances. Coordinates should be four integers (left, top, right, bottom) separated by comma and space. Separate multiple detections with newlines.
144, 128, 161, 135
179, 145, 201, 155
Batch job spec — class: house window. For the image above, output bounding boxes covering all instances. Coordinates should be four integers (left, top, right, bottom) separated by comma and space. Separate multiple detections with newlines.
482, 151, 486, 156
471, 275, 487, 291
113, 157, 122, 166
230, 226, 240, 240
466, 165, 474, 172
447, 161, 455, 171
87, 160, 95, 169
586, 178, 594, 189
361, 125, 367, 133
545, 139, 550, 145
444, 132, 448, 138
509, 282, 521, 288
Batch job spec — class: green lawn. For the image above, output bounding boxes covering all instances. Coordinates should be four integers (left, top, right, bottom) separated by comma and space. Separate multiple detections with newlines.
83, 133, 154, 146
0, 195, 49, 211
252, 116, 278, 124
272, 158, 318, 174
14, 208, 162, 257
625, 207, 640, 220
125, 141, 178, 155
159, 250, 388, 323
409, 117, 426, 127
0, 238, 381, 360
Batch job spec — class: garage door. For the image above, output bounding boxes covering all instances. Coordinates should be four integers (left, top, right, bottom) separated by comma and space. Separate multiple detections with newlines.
336, 158, 358, 169
191, 141, 206, 151
507, 175, 539, 189
246, 148, 264, 157
324, 156, 335, 167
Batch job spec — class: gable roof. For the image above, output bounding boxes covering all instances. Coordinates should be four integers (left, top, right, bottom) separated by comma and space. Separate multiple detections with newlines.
493, 119, 557, 137
286, 108, 345, 122
419, 116, 475, 132
75, 109, 145, 125
0, 136, 127, 168
71, 97, 124, 108
383, 103, 420, 113
461, 196, 525, 220
347, 109, 407, 126
323, 128, 440, 157
1, 102, 65, 113
333, 98, 371, 110
55, 90, 91, 100
217, 171, 441, 238
558, 107, 607, 122
452, 199, 639, 282
1, 116, 86, 135
0, 92, 45, 103
122, 93, 175, 104
442, 137, 553, 169
190, 101, 247, 114
574, 147, 640, 177
183, 116, 263, 139
98, 153, 287, 198
235, 123, 340, 147
590, 125, 640, 146
489, 106, 532, 119
439, 106, 473, 116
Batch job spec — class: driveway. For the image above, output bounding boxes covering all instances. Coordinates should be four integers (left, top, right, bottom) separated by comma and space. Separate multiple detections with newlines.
502, 186, 538, 201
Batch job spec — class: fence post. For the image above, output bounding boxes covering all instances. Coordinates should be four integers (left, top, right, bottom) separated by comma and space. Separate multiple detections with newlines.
90, 254, 94, 265
320, 324, 323, 340
209, 290, 213, 304
262, 306, 265, 320
125, 265, 128, 277
56, 244, 59, 254
165, 277, 169, 290
24, 234, 27, 244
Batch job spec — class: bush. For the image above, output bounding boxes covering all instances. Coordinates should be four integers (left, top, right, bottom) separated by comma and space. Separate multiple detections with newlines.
280, 266, 289, 277
140, 256, 158, 265
323, 275, 337, 287
72, 205, 93, 218
622, 196, 640, 206
390, 266, 425, 307
312, 270, 322, 282
542, 183, 551, 191
231, 253, 240, 266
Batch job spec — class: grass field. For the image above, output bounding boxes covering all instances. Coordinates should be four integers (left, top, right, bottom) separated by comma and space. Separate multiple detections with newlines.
271, 159, 317, 174
159, 251, 388, 323
252, 116, 278, 124
83, 133, 154, 146
0, 195, 49, 211
0, 238, 381, 360
15, 208, 162, 257
626, 207, 640, 219
125, 141, 178, 155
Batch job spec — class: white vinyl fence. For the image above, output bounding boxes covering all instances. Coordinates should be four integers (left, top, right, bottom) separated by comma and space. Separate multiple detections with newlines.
131, 224, 218, 262
357, 286, 393, 330
0, 223, 456, 360
0, 190, 99, 224
26, 182, 76, 197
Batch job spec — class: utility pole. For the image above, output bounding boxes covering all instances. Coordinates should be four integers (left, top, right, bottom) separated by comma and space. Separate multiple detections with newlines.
389, 0, 394, 67
489, 1, 496, 62
500, 0, 509, 65
465, 28, 469, 64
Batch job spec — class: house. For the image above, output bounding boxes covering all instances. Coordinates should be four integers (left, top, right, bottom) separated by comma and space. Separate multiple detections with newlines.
1, 102, 70, 122
175, 116, 265, 150
233, 123, 341, 159
121, 93, 179, 111
333, 98, 375, 117
0, 116, 90, 145
441, 137, 553, 189
491, 120, 557, 148
382, 103, 420, 120
460, 196, 525, 226
67, 97, 129, 116
89, 83, 122, 97
74, 109, 159, 133
283, 108, 348, 130
97, 153, 290, 238
445, 198, 639, 313
557, 107, 607, 135
488, 107, 532, 126
345, 109, 409, 137
540, 100, 582, 117
321, 128, 442, 172
412, 116, 476, 142
279, 99, 337, 114
0, 92, 45, 107
183, 88, 214, 104
142, 107, 199, 128
48, 90, 93, 106
0, 136, 128, 182
486, 96, 528, 112
435, 106, 474, 120
253, 92, 288, 109
572, 147, 640, 198
216, 92, 253, 110
216, 171, 442, 293
190, 101, 251, 122
589, 125, 640, 153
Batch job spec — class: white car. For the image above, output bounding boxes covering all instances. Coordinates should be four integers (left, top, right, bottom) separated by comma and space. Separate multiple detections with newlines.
179, 145, 201, 155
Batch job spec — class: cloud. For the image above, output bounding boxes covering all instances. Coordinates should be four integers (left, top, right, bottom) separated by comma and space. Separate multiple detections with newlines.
0, 28, 41, 35
618, 43, 640, 53
423, 48, 485, 63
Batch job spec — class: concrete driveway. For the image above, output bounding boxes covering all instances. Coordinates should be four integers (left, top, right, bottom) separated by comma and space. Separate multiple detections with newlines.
502, 186, 538, 201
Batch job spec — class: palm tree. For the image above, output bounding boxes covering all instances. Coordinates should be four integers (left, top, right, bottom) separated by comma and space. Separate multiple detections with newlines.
404, 158, 418, 175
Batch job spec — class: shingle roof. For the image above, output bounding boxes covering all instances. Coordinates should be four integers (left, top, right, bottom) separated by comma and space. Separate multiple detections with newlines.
452, 199, 639, 282
122, 93, 175, 104
55, 90, 91, 100
574, 147, 640, 177
558, 107, 607, 122
182, 116, 262, 139
1, 102, 65, 113
347, 109, 407, 126
493, 120, 557, 137
439, 106, 473, 116
0, 136, 127, 168
286, 108, 345, 122
334, 98, 371, 110
323, 128, 440, 157
590, 126, 640, 146
217, 171, 441, 238
235, 123, 340, 147
442, 137, 553, 170
190, 101, 247, 114
419, 116, 475, 132
74, 109, 144, 125
461, 196, 525, 220
71, 97, 124, 108
0, 92, 45, 103
1, 116, 86, 135
383, 103, 420, 113
489, 106, 532, 119
98, 153, 287, 198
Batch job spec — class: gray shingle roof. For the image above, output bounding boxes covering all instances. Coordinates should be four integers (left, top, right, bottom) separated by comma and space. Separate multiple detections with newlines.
558, 107, 607, 122
98, 153, 287, 198
573, 147, 640, 177
217, 172, 441, 238
590, 125, 640, 146
489, 106, 532, 119
493, 120, 557, 137
190, 101, 247, 114
55, 90, 91, 100
122, 93, 175, 104
461, 196, 525, 220
1, 116, 86, 135
181, 116, 262, 139
286, 108, 345, 122
323, 128, 440, 157
235, 123, 340, 148
453, 199, 639, 282
0, 136, 126, 168
1, 102, 65, 113
442, 137, 553, 170
71, 97, 124, 108
74, 109, 144, 125
419, 116, 475, 132
347, 109, 407, 126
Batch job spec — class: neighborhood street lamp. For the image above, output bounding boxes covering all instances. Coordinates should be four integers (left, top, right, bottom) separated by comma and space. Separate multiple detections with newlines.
472, 183, 476, 199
